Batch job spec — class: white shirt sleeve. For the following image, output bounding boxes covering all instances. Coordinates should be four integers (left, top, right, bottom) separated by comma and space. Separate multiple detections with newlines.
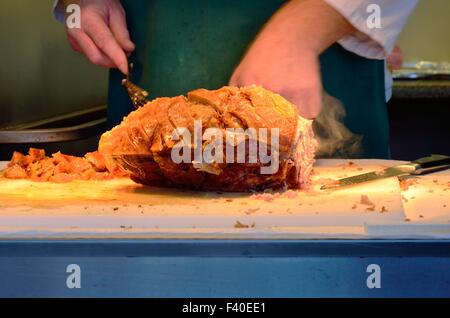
53, 0, 66, 24
324, 0, 418, 60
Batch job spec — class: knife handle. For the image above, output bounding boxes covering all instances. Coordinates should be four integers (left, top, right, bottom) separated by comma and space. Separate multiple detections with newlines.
413, 154, 450, 169
412, 164, 450, 175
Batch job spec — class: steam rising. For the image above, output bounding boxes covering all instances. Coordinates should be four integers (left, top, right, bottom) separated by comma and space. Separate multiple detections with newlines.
313, 93, 362, 158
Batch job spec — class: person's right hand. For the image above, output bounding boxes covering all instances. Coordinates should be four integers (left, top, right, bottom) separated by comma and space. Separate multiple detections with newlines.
63, 0, 135, 74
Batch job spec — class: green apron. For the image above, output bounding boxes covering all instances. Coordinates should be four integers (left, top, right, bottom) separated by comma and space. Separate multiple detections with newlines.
107, 0, 390, 159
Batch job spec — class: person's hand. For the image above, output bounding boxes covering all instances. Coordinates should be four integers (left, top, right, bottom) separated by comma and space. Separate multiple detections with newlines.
230, 0, 355, 119
63, 0, 135, 74
230, 34, 322, 119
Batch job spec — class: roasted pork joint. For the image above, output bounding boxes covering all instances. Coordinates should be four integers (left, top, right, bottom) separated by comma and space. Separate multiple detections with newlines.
99, 85, 318, 191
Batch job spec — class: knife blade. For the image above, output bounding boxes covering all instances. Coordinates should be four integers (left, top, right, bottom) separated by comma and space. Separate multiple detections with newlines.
122, 78, 149, 109
122, 62, 150, 109
320, 154, 450, 190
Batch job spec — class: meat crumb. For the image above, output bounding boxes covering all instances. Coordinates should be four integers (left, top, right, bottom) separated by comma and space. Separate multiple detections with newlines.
380, 206, 388, 213
244, 208, 260, 215
252, 190, 298, 202
234, 221, 250, 229
360, 195, 375, 206
252, 193, 275, 202
340, 161, 355, 169
404, 218, 411, 222
399, 178, 418, 191
351, 204, 357, 210
284, 190, 298, 199
366, 206, 376, 212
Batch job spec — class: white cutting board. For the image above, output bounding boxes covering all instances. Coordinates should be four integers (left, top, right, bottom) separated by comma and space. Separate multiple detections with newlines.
364, 169, 450, 239
400, 171, 449, 222
0, 159, 414, 238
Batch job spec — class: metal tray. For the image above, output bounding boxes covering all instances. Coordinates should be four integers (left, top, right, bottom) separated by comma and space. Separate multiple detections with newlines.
0, 105, 107, 144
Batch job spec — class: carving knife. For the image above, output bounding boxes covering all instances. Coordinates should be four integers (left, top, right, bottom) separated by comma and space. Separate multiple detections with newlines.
320, 154, 450, 190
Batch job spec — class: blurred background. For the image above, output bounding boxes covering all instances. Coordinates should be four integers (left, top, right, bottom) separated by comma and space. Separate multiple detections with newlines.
397, 0, 450, 61
0, 0, 108, 158
0, 0, 107, 127
0, 0, 449, 160
388, 0, 450, 160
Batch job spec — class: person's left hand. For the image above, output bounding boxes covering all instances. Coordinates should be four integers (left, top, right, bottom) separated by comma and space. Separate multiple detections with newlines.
229, 34, 322, 119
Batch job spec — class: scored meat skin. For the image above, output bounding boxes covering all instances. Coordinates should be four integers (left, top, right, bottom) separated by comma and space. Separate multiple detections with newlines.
99, 86, 318, 191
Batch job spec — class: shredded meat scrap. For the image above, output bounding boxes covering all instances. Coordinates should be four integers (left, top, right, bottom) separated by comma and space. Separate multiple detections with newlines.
3, 148, 127, 182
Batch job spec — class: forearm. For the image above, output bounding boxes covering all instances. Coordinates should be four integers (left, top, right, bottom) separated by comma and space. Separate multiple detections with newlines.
257, 0, 355, 55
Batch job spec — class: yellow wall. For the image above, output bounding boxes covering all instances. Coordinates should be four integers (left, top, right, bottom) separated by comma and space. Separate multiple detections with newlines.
0, 0, 108, 127
397, 0, 450, 62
